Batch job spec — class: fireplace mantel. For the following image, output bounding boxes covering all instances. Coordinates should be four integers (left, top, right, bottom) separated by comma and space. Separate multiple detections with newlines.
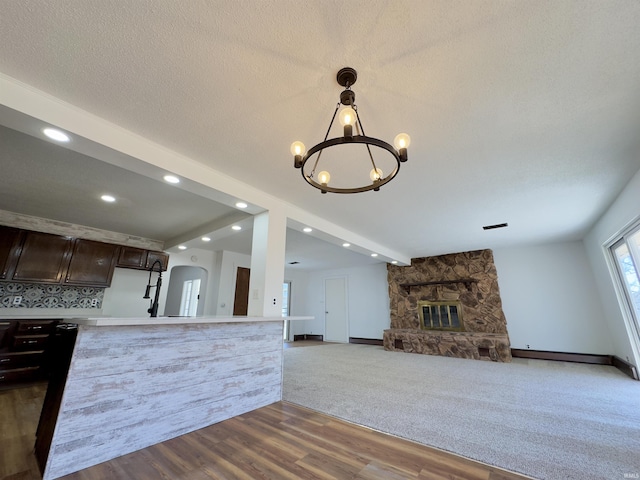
399, 278, 477, 293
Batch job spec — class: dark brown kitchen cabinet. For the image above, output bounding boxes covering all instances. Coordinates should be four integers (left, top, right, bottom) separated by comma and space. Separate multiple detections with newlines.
117, 246, 147, 269
0, 319, 60, 388
0, 226, 169, 285
117, 247, 168, 271
146, 251, 169, 271
0, 226, 23, 280
64, 239, 119, 287
11, 231, 73, 284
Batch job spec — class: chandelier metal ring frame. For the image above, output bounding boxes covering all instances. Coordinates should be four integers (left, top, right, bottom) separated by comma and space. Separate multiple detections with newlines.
292, 67, 410, 194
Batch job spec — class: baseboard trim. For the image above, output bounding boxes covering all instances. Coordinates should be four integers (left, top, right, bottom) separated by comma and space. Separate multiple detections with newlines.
349, 337, 384, 346
511, 349, 612, 365
612, 355, 639, 380
511, 349, 639, 381
293, 334, 324, 342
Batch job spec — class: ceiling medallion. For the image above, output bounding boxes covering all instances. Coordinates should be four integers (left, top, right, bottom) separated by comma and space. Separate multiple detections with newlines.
291, 67, 410, 194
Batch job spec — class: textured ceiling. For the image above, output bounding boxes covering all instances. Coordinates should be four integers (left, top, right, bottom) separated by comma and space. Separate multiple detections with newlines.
1, 0, 640, 263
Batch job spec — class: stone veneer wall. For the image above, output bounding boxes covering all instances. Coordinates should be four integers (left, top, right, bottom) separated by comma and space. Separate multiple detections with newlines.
384, 249, 512, 362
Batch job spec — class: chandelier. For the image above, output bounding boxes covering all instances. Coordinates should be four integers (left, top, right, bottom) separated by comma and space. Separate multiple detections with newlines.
291, 67, 410, 194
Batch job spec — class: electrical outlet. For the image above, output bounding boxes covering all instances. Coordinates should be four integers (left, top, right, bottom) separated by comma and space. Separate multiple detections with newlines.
12, 295, 22, 306
526, 344, 530, 349
90, 298, 99, 307
273, 298, 277, 305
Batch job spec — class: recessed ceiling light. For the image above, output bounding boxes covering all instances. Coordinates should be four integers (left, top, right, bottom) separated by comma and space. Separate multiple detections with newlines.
178, 245, 187, 250
201, 237, 211, 242
342, 243, 351, 247
391, 260, 398, 264
163, 175, 180, 184
43, 128, 70, 142
235, 202, 248, 209
303, 227, 313, 233
100, 194, 116, 203
232, 225, 242, 231
371, 253, 378, 257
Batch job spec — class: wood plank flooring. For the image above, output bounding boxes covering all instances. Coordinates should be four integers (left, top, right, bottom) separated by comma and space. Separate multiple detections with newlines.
0, 382, 46, 480
1, 382, 532, 480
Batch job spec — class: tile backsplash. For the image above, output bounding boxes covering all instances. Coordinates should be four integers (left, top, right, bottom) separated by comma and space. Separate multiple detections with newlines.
0, 282, 104, 309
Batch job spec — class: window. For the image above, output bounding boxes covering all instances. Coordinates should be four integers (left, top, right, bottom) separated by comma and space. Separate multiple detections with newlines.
282, 282, 290, 317
282, 282, 291, 341
179, 279, 201, 317
610, 223, 640, 345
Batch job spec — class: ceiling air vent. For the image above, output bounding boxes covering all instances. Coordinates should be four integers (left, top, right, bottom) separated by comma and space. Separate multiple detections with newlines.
482, 223, 508, 231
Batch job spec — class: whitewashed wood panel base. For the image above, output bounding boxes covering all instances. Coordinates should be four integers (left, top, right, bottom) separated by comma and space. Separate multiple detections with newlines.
43, 321, 283, 480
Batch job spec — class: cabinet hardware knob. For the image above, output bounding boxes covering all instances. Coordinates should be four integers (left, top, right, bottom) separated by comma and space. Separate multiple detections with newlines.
30, 326, 42, 330
27, 340, 38, 344
0, 376, 5, 380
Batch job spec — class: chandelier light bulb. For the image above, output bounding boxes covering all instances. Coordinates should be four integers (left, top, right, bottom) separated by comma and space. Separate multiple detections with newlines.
370, 168, 384, 182
339, 107, 357, 126
317, 171, 331, 185
394, 133, 411, 150
290, 141, 306, 156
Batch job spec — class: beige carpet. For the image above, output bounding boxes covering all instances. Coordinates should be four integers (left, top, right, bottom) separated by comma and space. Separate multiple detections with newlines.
283, 344, 640, 480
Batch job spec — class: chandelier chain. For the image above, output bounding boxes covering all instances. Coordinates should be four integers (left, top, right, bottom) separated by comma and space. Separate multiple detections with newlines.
310, 102, 341, 178
353, 106, 379, 174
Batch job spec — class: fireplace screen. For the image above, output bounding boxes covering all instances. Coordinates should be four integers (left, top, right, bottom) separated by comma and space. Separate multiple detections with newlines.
418, 301, 464, 331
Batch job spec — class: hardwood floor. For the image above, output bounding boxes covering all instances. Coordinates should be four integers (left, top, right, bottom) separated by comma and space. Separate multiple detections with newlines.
0, 382, 46, 480
1, 382, 532, 480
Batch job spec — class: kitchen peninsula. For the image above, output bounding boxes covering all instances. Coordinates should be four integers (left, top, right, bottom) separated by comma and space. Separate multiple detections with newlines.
37, 315, 310, 480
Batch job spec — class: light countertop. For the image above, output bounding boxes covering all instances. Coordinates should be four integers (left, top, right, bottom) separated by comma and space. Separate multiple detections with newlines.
63, 315, 313, 327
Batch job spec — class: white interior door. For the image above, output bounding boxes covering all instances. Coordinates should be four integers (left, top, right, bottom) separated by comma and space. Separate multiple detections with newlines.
324, 277, 348, 343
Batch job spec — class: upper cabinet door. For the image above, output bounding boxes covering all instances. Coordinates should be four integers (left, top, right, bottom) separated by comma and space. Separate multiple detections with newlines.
117, 246, 147, 269
0, 226, 24, 280
11, 231, 73, 283
146, 251, 169, 271
64, 239, 119, 287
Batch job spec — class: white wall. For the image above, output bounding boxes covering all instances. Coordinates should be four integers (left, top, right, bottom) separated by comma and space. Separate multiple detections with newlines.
287, 263, 390, 341
493, 242, 612, 354
103, 248, 217, 317
584, 168, 640, 368
102, 268, 156, 317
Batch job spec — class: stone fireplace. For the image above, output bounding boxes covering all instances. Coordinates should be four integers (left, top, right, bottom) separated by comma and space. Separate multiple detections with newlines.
384, 249, 512, 362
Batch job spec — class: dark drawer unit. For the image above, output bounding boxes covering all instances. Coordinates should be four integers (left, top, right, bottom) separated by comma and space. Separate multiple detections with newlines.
0, 321, 11, 349
0, 366, 41, 383
0, 318, 60, 388
0, 350, 44, 369
13, 334, 50, 350
16, 320, 58, 335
